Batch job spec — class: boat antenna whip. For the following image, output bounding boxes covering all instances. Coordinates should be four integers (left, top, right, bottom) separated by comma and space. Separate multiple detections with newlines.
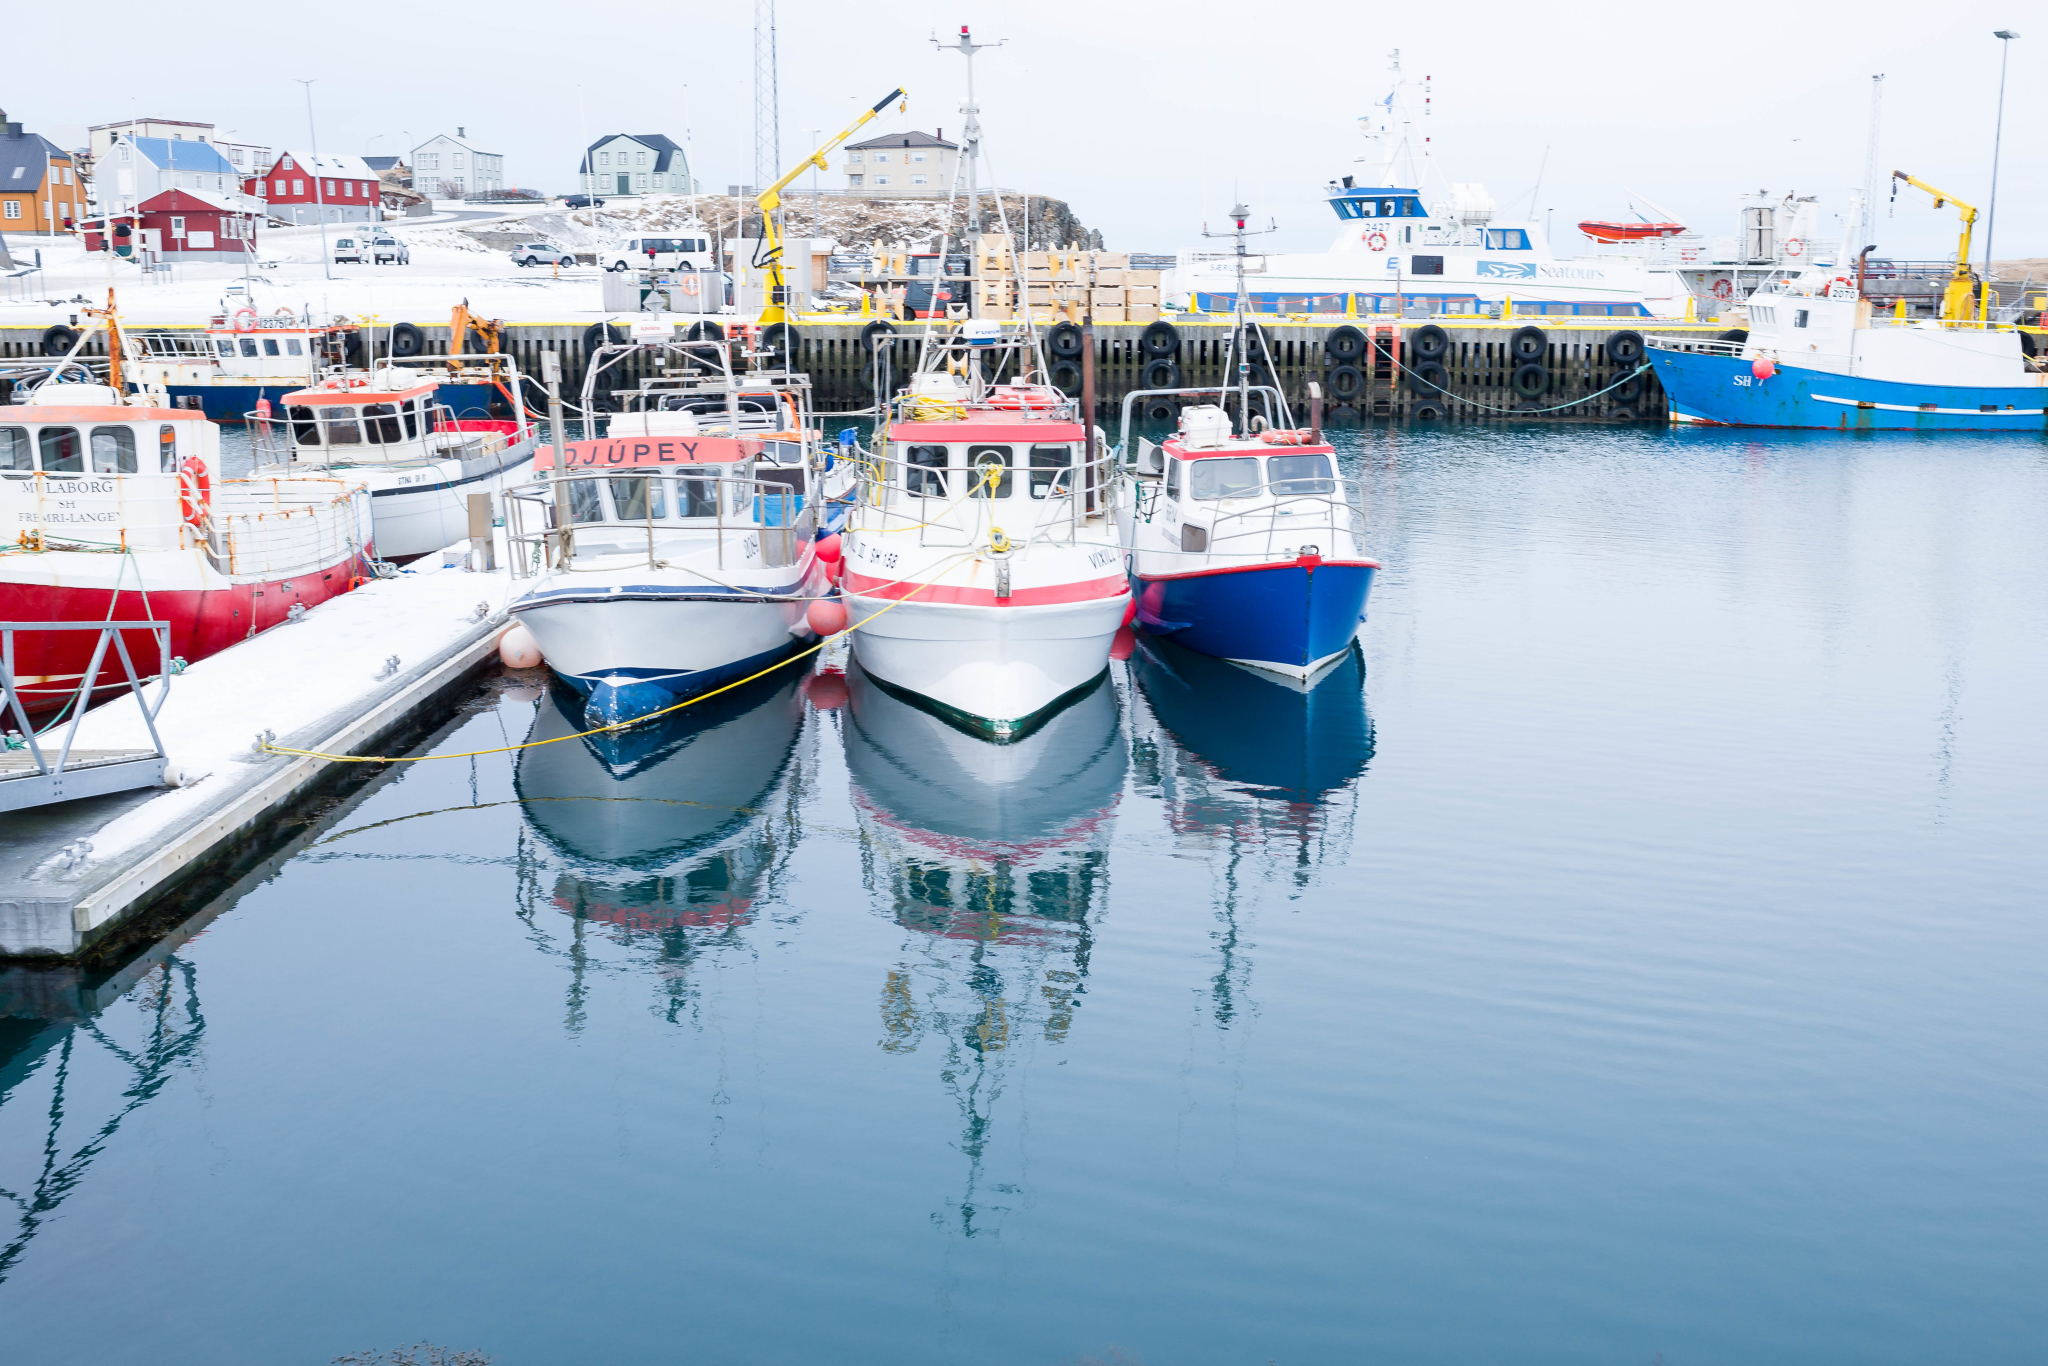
1201, 202, 1280, 431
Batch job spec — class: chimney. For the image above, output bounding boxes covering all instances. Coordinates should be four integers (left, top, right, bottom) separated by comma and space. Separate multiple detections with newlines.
457, 126, 466, 139
937, 127, 942, 142
0, 110, 21, 140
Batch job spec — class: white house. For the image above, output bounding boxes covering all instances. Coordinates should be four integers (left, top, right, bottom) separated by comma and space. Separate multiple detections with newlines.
412, 130, 504, 199
580, 134, 692, 197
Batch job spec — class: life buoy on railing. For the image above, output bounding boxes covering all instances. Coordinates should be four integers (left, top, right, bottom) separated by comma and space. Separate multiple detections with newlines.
233, 307, 259, 333
178, 458, 210, 529
1822, 276, 1857, 300
1783, 237, 1805, 258
1258, 428, 1318, 446
1365, 231, 1389, 253
1713, 279, 1734, 300
679, 274, 701, 297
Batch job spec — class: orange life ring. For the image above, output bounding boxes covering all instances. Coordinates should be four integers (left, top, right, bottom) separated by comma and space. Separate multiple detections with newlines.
233, 307, 258, 333
1258, 428, 1317, 446
679, 274, 702, 297
1712, 279, 1734, 300
1783, 237, 1804, 258
1821, 275, 1856, 299
1365, 231, 1389, 252
178, 458, 210, 528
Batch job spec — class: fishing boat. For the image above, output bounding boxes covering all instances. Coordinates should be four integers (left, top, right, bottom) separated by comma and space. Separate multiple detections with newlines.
0, 378, 373, 719
1172, 54, 1689, 319
246, 355, 538, 560
1648, 172, 2048, 430
122, 296, 515, 423
501, 330, 836, 728
837, 320, 1129, 740
1120, 220, 1379, 679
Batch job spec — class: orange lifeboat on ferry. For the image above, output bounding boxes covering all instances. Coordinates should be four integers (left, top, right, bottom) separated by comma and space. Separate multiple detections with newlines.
1578, 219, 1688, 243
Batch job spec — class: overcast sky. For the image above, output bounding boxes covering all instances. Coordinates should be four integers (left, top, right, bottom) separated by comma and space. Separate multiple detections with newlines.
11, 0, 2040, 263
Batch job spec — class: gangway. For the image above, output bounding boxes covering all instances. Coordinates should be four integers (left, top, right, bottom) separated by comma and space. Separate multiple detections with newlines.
1, 621, 171, 812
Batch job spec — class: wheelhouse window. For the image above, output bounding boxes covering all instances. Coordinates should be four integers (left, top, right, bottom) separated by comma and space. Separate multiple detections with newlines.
1028, 444, 1073, 499
674, 472, 721, 518
158, 425, 179, 471
0, 426, 30, 476
239, 338, 259, 357
263, 338, 281, 356
38, 427, 83, 474
567, 480, 605, 523
286, 338, 304, 356
1165, 458, 1181, 499
610, 477, 667, 521
322, 407, 362, 445
89, 426, 137, 474
1188, 457, 1261, 500
215, 339, 234, 356
966, 445, 1013, 498
904, 443, 949, 497
1484, 229, 1531, 250
288, 406, 321, 444
1268, 453, 1334, 495
362, 404, 403, 444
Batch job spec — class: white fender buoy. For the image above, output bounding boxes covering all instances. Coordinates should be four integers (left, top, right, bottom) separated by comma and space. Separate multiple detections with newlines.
498, 622, 544, 669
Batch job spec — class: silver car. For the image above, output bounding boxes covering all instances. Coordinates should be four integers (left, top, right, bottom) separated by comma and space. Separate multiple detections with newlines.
512, 242, 575, 268
368, 234, 410, 265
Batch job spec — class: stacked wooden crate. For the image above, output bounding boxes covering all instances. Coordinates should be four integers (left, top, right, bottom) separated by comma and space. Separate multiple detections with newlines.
968, 240, 1163, 323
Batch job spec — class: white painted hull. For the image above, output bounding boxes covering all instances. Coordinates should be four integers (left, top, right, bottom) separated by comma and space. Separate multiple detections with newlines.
269, 439, 538, 561
842, 593, 1127, 736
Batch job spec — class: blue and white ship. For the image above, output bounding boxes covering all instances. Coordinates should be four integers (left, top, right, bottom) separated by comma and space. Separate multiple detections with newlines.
1649, 172, 2048, 430
1174, 53, 1689, 319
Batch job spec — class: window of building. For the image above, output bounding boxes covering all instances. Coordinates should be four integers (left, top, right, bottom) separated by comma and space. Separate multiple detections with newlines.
874, 176, 889, 187
911, 175, 927, 186
874, 153, 890, 163
324, 180, 334, 195
636, 151, 647, 166
635, 173, 646, 189
848, 174, 863, 187
599, 151, 609, 167
281, 156, 294, 170
170, 216, 186, 238
453, 154, 465, 169
912, 152, 927, 162
848, 152, 862, 163
2, 201, 19, 220
293, 179, 304, 195
275, 180, 286, 196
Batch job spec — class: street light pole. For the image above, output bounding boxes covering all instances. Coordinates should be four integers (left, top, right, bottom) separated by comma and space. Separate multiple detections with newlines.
297, 78, 331, 281
1984, 30, 2020, 284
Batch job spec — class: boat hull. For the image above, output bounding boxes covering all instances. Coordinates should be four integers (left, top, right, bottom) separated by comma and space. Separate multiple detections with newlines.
841, 592, 1129, 740
512, 575, 825, 728
1652, 348, 2048, 431
1132, 557, 1375, 679
0, 551, 368, 719
305, 436, 537, 561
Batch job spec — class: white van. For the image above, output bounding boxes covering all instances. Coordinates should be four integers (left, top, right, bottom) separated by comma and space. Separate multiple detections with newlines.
603, 234, 715, 273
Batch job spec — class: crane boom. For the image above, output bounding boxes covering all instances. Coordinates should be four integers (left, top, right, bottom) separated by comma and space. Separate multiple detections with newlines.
755, 87, 907, 325
1891, 170, 1980, 322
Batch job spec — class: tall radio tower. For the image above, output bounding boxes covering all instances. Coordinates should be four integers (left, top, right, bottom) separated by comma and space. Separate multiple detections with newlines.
754, 0, 780, 197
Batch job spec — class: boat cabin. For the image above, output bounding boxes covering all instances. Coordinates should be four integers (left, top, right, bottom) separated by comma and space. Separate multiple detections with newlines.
265, 380, 520, 466
887, 420, 1090, 503
0, 386, 215, 550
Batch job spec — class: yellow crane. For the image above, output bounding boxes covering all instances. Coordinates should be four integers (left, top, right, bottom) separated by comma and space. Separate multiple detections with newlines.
754, 87, 908, 326
1890, 170, 1981, 322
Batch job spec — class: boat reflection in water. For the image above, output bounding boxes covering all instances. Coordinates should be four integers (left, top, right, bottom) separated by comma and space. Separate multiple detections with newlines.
511, 672, 809, 1021
1126, 634, 1375, 1024
842, 659, 1124, 1236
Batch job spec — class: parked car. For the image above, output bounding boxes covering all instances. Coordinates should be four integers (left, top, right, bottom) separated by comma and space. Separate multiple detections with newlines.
368, 234, 410, 265
511, 242, 575, 268
332, 237, 365, 264
562, 194, 605, 209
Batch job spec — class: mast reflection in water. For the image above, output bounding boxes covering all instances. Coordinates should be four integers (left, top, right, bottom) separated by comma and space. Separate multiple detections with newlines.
510, 673, 810, 1024
842, 661, 1125, 1236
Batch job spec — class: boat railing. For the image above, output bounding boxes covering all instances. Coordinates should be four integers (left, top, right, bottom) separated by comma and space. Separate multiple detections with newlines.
246, 399, 507, 468
503, 469, 816, 579
849, 438, 1118, 548
1171, 482, 1365, 562
1, 619, 171, 813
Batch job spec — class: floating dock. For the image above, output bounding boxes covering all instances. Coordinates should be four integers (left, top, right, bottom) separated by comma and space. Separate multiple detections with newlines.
0, 549, 515, 961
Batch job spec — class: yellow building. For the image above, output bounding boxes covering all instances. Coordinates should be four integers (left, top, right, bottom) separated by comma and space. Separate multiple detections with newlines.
1, 111, 82, 235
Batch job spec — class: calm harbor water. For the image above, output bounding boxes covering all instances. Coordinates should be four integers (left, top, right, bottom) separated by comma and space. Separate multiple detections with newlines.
4, 423, 2045, 1364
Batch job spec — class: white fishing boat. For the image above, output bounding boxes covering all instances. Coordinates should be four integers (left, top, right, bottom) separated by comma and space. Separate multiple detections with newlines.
247, 357, 539, 560
1172, 53, 1688, 319
501, 331, 837, 728
838, 322, 1129, 740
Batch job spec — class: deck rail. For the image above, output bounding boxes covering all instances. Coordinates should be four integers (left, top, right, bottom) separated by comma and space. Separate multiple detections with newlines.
1, 620, 171, 813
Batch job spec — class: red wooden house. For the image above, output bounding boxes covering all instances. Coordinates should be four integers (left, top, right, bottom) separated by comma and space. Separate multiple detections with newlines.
242, 150, 379, 225
83, 188, 260, 260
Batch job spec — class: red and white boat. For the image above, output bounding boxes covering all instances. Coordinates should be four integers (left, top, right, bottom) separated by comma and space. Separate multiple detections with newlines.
1, 382, 374, 719
838, 324, 1129, 740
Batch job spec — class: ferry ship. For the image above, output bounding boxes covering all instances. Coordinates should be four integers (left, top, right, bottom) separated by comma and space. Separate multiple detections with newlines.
1174, 55, 1689, 319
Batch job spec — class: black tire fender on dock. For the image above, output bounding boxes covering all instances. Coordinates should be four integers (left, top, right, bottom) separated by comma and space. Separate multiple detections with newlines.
581, 321, 628, 353
1716, 328, 1749, 345
858, 319, 896, 355
1049, 358, 1084, 394
684, 320, 726, 343
389, 322, 425, 358
343, 333, 365, 366
41, 324, 80, 357
1410, 360, 1449, 397
1509, 325, 1548, 364
1511, 361, 1549, 398
1144, 399, 1177, 422
1327, 405, 1362, 428
1605, 329, 1645, 366
1325, 324, 1368, 363
1609, 407, 1638, 422
758, 322, 797, 368
1139, 321, 1181, 359
1327, 364, 1365, 401
1608, 371, 1645, 403
1048, 321, 1085, 359
1141, 358, 1181, 390
1411, 399, 1448, 422
1409, 324, 1449, 363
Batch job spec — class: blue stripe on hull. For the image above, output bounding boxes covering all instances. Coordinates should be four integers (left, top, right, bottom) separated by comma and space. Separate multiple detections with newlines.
1652, 350, 2048, 431
1133, 561, 1375, 671
159, 382, 503, 423
556, 638, 812, 728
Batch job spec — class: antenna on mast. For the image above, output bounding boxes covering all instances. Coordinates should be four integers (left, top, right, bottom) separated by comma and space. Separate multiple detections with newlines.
1859, 75, 1885, 252
934, 24, 1005, 239
753, 0, 780, 197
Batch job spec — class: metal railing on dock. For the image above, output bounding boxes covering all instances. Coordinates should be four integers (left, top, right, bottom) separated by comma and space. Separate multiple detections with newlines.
1, 621, 171, 813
